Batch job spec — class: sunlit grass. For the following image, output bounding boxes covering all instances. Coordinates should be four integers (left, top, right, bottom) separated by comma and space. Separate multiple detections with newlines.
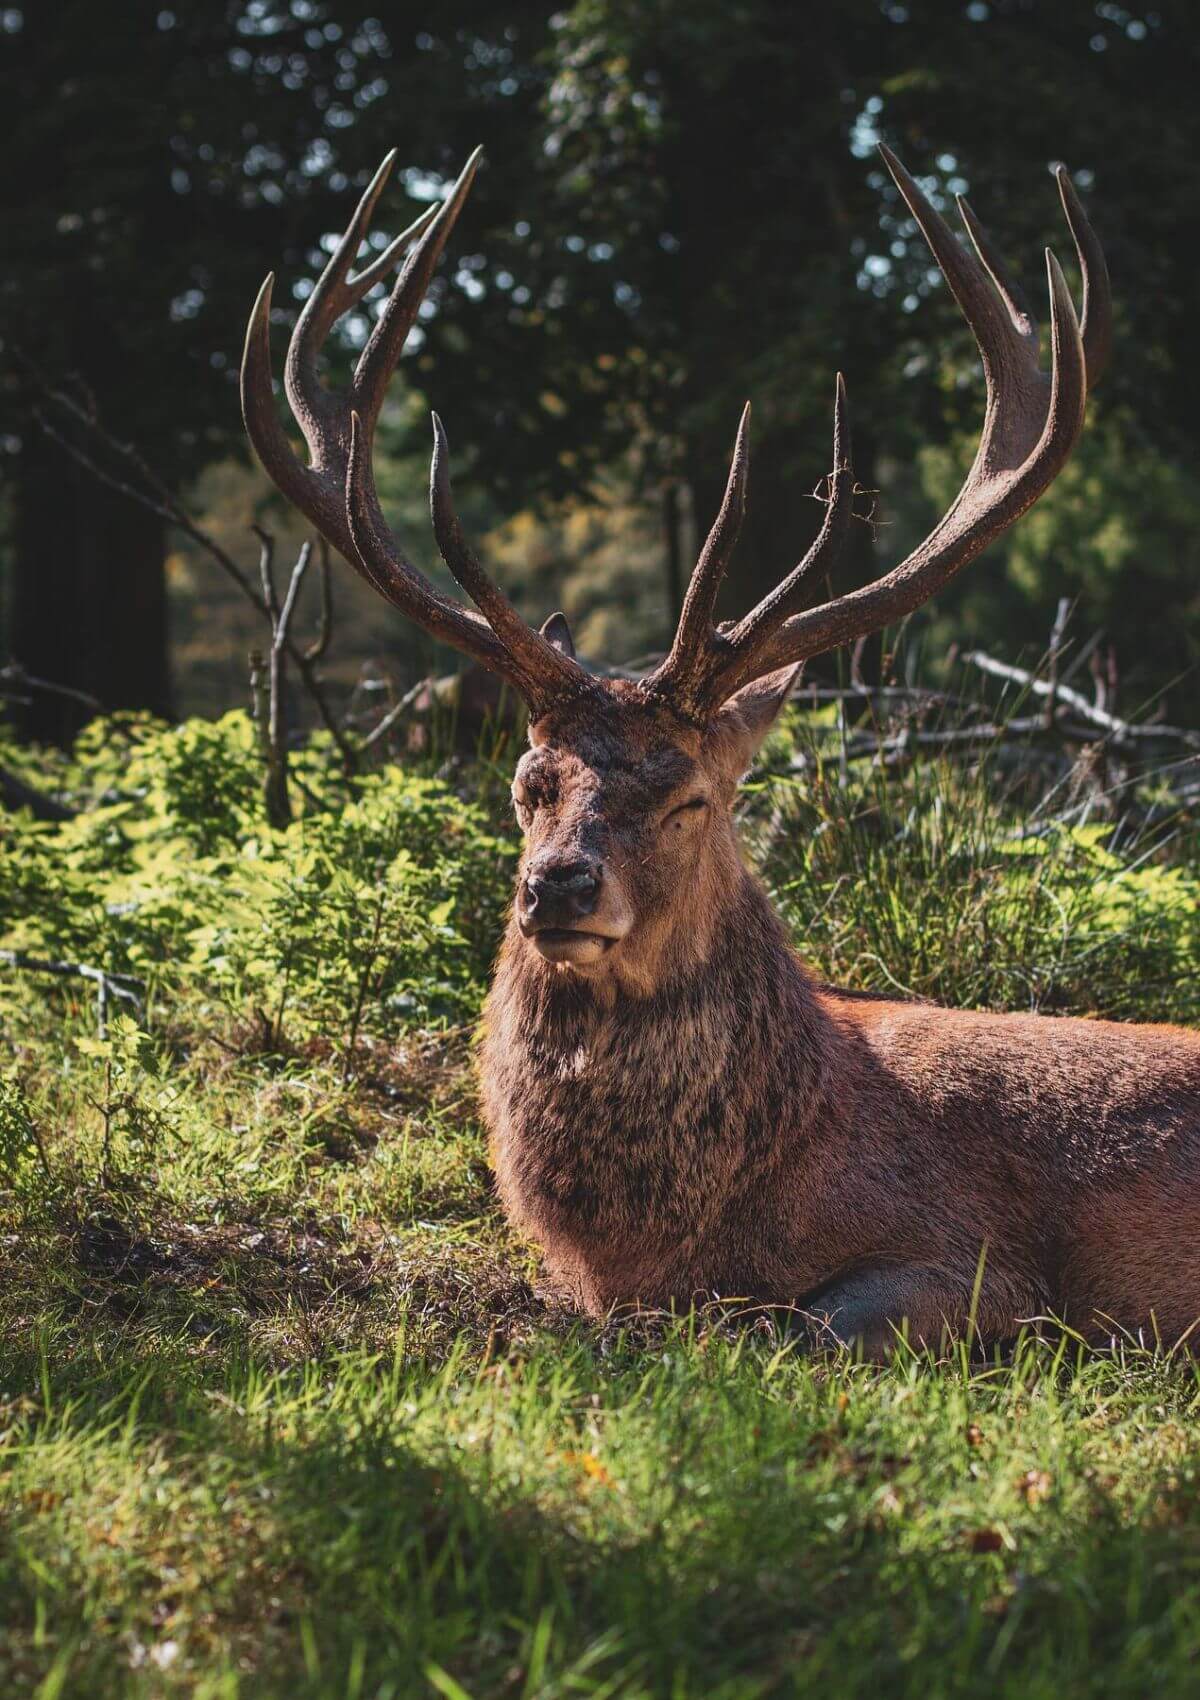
6, 1317, 1200, 1697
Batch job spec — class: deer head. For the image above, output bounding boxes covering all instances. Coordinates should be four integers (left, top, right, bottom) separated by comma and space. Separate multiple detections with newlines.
242, 146, 1109, 991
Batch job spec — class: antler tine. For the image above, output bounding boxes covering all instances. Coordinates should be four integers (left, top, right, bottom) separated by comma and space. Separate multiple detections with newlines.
352, 146, 483, 433
241, 272, 317, 530
651, 403, 751, 707
646, 148, 1105, 723
340, 409, 508, 674
1056, 164, 1112, 386
879, 145, 1028, 381
244, 146, 594, 712
956, 195, 1038, 346
429, 413, 590, 707
644, 378, 857, 717
240, 155, 442, 566
285, 150, 438, 431
711, 374, 856, 701
740, 166, 1091, 680
346, 204, 440, 298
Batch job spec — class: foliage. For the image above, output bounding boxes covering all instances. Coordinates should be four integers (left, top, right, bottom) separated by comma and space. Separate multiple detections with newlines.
753, 723, 1200, 1024
528, 0, 1200, 686
10, 2, 1200, 733
75, 1015, 184, 1186
915, 413, 1200, 701
0, 1070, 43, 1195
0, 712, 516, 1048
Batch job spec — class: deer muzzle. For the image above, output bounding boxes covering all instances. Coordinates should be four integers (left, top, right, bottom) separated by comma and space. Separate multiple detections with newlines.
518, 859, 622, 964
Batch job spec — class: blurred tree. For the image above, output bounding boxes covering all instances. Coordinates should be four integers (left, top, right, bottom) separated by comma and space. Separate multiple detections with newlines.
4, 0, 1199, 737
0, 2, 374, 736
0, 0, 557, 740
518, 0, 1200, 702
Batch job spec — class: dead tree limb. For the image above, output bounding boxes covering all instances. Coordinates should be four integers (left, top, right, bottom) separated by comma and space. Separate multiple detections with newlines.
249, 531, 315, 827
0, 664, 103, 715
1043, 596, 1072, 731
360, 677, 431, 752
0, 767, 76, 822
24, 366, 355, 765
0, 950, 143, 1039
962, 651, 1200, 751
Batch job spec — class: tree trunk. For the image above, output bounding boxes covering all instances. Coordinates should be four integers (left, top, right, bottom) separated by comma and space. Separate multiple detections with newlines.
9, 431, 170, 744
661, 480, 686, 623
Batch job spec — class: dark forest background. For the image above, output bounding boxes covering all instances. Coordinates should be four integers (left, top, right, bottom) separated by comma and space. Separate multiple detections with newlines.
2, 0, 1198, 743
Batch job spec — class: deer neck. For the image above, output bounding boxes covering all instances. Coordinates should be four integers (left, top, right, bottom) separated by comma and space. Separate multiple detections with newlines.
480, 853, 833, 1297
484, 846, 827, 1114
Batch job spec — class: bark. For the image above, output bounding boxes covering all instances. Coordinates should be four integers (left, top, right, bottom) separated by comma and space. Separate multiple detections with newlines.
661, 480, 685, 621
10, 430, 170, 744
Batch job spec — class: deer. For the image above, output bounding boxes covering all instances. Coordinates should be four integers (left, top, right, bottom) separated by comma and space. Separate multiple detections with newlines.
242, 143, 1200, 1357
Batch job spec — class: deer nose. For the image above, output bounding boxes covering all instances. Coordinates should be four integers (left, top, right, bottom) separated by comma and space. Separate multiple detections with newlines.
522, 859, 601, 924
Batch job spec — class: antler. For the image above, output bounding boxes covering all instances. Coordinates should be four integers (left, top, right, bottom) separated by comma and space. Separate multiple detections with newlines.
644, 149, 1111, 720
241, 149, 594, 716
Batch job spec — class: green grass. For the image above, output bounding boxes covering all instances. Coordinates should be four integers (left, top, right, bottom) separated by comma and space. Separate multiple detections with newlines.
2, 705, 1200, 1696
9, 1312, 1200, 1696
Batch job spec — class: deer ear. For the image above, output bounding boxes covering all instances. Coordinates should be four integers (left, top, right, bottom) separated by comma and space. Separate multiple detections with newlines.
539, 611, 575, 659
710, 664, 801, 769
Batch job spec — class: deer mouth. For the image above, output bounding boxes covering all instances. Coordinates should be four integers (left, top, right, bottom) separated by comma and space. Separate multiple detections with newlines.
525, 926, 618, 965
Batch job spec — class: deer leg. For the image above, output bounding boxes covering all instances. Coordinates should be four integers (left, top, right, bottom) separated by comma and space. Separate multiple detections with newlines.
794, 1264, 1018, 1360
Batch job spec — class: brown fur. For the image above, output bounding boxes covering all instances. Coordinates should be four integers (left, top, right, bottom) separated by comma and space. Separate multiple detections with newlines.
480, 676, 1200, 1354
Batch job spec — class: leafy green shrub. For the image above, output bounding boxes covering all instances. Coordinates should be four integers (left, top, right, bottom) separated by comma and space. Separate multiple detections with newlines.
753, 728, 1200, 1024
75, 1015, 183, 1185
0, 1070, 50, 1197
184, 777, 511, 1045
0, 713, 516, 1047
2, 701, 1197, 1053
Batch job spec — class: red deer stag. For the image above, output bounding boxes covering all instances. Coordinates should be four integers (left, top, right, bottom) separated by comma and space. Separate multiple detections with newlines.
243, 145, 1200, 1356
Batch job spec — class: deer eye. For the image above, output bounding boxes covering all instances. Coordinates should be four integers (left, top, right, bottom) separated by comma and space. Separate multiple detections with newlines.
663, 795, 708, 827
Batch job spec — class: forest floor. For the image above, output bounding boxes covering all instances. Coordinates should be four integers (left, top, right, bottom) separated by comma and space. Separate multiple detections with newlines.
2, 707, 1200, 1697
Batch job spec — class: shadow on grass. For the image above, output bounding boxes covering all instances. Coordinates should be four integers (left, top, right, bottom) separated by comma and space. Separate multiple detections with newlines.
0, 1176, 541, 1372
5, 1326, 1200, 1699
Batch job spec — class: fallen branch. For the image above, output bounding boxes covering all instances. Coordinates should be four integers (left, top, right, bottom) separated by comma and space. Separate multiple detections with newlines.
787, 714, 1056, 773
360, 677, 431, 751
788, 681, 992, 719
962, 651, 1200, 750
0, 950, 144, 1038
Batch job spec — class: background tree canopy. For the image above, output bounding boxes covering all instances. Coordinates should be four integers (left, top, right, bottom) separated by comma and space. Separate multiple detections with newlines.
2, 0, 1198, 739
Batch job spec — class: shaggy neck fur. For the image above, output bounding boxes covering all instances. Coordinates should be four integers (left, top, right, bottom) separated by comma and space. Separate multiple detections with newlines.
480, 845, 834, 1310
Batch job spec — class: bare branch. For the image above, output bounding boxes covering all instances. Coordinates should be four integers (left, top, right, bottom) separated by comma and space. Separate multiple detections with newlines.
28, 371, 351, 755
0, 664, 102, 714
962, 651, 1200, 750
1043, 596, 1072, 731
0, 950, 143, 1039
361, 676, 430, 751
0, 767, 76, 822
304, 537, 335, 664
274, 539, 313, 658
